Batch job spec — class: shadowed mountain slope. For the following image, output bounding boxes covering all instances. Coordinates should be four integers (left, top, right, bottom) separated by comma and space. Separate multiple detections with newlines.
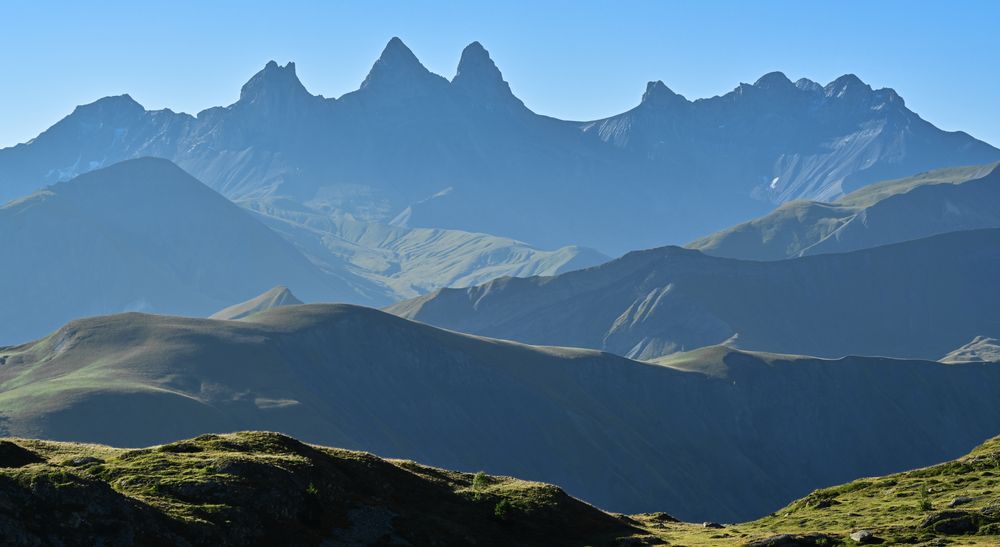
1, 40, 996, 253
688, 162, 1000, 260
390, 229, 1000, 360
0, 158, 375, 346
1, 306, 999, 522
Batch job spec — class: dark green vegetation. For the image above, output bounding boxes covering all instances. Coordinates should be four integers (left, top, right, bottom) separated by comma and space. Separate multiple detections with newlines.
2, 431, 999, 546
2, 305, 1000, 521
688, 162, 1000, 261
390, 228, 1000, 360
0, 431, 635, 546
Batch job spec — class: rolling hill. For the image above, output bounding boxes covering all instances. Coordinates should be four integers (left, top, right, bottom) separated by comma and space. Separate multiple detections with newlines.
389, 229, 1000, 360
688, 161, 1000, 260
1, 39, 995, 253
1, 305, 999, 522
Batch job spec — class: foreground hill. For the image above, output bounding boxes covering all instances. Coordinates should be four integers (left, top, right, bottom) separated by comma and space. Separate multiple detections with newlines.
1, 39, 995, 252
390, 229, 1000, 360
2, 306, 1000, 522
0, 431, 636, 546
688, 161, 1000, 260
2, 431, 998, 546
0, 158, 373, 345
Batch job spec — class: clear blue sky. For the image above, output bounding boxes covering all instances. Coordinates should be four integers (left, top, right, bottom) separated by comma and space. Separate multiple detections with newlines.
2, 0, 997, 148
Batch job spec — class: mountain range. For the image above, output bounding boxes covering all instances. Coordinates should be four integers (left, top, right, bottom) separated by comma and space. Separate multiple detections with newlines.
2, 303, 999, 522
390, 228, 1000, 360
1, 38, 996, 254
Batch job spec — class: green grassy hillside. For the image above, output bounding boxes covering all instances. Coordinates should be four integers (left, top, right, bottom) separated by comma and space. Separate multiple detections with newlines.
2, 431, 998, 546
645, 435, 1000, 546
687, 162, 1000, 261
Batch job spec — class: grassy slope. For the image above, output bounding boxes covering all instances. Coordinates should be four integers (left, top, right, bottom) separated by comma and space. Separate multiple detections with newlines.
687, 161, 1000, 261
0, 431, 636, 546
2, 431, 998, 546
644, 435, 1000, 546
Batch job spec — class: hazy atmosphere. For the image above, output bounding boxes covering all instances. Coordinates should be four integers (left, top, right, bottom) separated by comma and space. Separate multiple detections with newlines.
2, 0, 998, 147
2, 2, 999, 545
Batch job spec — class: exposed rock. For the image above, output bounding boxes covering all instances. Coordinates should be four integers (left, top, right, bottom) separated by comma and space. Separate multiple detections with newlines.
702, 521, 724, 528
745, 533, 839, 547
948, 496, 977, 508
919, 510, 979, 534
849, 529, 882, 544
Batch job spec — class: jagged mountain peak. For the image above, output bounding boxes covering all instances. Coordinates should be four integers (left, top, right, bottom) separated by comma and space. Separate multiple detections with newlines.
360, 37, 442, 90
795, 77, 823, 92
71, 94, 145, 116
238, 60, 311, 105
753, 71, 795, 90
453, 41, 504, 86
451, 41, 523, 107
824, 73, 872, 98
640, 80, 688, 107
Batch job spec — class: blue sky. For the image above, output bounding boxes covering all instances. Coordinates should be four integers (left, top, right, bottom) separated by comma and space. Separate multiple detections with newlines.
1, 0, 997, 147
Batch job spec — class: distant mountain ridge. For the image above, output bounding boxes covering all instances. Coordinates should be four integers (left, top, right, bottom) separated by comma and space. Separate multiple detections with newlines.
1, 38, 995, 252
390, 228, 1000, 361
689, 161, 1000, 260
2, 305, 1000, 522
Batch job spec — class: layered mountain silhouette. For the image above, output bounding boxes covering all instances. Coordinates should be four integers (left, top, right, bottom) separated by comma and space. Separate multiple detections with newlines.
1, 306, 999, 522
1, 39, 996, 253
0, 159, 607, 345
0, 158, 376, 345
689, 161, 1000, 260
390, 229, 1000, 360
